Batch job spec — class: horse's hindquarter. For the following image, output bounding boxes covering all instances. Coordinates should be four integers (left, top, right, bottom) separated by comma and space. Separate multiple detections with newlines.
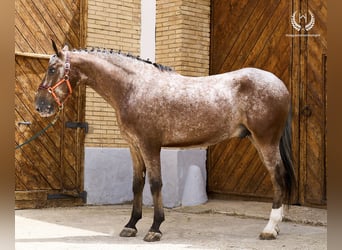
230, 68, 290, 144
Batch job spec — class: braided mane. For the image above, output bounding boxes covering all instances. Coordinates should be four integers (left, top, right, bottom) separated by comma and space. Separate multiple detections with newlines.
72, 47, 173, 72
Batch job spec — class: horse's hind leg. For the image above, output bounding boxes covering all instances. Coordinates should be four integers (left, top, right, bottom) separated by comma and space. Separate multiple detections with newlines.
253, 141, 286, 240
120, 145, 146, 237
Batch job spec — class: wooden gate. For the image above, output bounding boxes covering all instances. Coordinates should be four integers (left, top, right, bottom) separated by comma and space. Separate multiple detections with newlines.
208, 0, 327, 207
15, 0, 87, 208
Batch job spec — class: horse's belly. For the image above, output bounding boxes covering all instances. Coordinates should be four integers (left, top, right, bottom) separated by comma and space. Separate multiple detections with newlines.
161, 121, 236, 148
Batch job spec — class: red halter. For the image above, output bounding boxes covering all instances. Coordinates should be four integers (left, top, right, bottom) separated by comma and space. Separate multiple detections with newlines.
39, 53, 73, 107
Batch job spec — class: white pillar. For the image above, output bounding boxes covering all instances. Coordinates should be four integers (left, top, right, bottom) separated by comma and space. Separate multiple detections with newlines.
140, 0, 156, 61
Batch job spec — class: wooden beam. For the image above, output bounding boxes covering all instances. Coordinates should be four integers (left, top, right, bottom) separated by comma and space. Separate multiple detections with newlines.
15, 51, 50, 59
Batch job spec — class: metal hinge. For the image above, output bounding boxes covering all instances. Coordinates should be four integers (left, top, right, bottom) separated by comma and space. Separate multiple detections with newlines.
65, 121, 89, 133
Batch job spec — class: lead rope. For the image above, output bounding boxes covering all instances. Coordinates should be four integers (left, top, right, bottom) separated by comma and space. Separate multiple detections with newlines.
15, 106, 62, 150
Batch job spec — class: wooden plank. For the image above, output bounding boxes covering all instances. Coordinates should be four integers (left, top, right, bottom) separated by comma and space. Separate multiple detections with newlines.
245, 156, 272, 195
15, 94, 73, 191
15, 5, 46, 53
221, 141, 257, 192
46, 198, 84, 208
227, 0, 282, 70
296, 0, 327, 206
217, 1, 276, 71
32, 0, 66, 50
15, 51, 50, 59
30, 0, 72, 46
52, 0, 81, 45
234, 149, 267, 194
15, 190, 47, 200
15, 191, 48, 209
15, 27, 33, 53
290, 0, 302, 206
244, 3, 291, 77
16, 0, 65, 53
14, 150, 51, 190
210, 0, 261, 74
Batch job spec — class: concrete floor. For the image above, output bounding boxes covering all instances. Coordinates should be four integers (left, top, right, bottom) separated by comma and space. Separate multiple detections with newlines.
15, 200, 327, 250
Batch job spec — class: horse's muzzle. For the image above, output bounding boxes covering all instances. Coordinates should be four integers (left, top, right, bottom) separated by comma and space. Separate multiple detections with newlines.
35, 101, 56, 117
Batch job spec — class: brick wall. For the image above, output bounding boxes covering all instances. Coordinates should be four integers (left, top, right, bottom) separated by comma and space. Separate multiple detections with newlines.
156, 0, 210, 76
85, 0, 140, 147
85, 0, 210, 147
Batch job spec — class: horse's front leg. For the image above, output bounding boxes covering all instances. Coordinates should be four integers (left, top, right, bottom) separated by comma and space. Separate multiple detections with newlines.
144, 171, 164, 242
141, 146, 165, 242
120, 145, 146, 238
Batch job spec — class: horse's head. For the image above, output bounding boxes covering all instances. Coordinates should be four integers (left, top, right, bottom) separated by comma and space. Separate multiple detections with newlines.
35, 41, 73, 117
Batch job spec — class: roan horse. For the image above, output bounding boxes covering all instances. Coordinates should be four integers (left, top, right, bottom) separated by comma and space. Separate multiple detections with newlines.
35, 41, 296, 242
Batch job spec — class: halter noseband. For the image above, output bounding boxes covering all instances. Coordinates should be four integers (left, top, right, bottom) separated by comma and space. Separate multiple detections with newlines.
38, 53, 73, 107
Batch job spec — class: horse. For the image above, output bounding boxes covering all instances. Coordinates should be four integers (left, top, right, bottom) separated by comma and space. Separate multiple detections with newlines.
35, 41, 296, 242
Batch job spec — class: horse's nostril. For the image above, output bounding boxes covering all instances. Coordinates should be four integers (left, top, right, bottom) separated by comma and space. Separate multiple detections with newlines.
36, 107, 41, 112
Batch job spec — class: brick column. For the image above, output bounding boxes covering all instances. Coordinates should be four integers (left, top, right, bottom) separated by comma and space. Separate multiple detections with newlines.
85, 0, 141, 147
156, 0, 210, 76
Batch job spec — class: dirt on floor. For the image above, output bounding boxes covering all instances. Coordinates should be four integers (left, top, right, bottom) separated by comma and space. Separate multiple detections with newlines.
15, 200, 327, 250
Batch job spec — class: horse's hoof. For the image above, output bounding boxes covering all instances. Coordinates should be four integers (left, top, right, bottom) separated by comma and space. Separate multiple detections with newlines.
259, 231, 277, 240
143, 231, 162, 242
119, 227, 137, 237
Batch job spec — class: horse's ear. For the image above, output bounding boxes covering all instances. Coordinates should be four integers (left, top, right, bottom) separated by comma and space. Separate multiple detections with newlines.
62, 43, 70, 52
51, 39, 59, 55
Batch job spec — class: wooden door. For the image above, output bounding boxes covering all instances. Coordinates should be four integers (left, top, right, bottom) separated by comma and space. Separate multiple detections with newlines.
15, 0, 87, 208
291, 0, 327, 206
208, 0, 327, 207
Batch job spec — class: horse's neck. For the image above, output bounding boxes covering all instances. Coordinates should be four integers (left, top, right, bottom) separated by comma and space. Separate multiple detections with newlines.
70, 52, 134, 108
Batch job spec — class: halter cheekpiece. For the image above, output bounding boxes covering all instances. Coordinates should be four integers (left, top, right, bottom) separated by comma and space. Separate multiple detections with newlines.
38, 52, 73, 107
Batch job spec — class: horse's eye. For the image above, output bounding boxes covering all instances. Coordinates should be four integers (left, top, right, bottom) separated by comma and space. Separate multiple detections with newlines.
48, 67, 56, 75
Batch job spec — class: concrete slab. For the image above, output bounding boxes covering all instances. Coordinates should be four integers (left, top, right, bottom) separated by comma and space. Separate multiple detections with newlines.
15, 200, 327, 250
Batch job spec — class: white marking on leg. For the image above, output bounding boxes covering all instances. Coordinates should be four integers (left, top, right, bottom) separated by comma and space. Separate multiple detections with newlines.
262, 206, 283, 237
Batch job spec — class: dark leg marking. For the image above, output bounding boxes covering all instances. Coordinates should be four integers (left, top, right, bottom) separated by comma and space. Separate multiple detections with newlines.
120, 146, 146, 238
144, 178, 165, 242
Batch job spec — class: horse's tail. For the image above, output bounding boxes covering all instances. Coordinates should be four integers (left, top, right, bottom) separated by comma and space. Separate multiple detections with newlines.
279, 110, 297, 206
